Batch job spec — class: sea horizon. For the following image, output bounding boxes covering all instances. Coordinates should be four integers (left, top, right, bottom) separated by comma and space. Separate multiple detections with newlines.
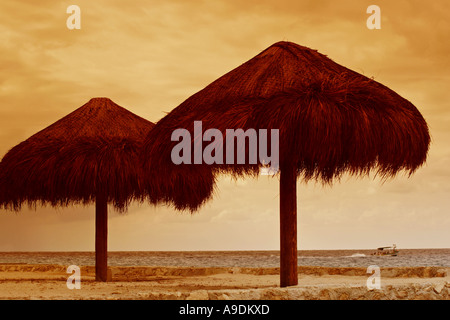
1, 248, 449, 269
0, 247, 449, 253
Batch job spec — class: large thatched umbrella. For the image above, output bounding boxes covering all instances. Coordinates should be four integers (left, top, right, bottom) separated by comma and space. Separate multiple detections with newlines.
141, 41, 430, 287
0, 97, 154, 281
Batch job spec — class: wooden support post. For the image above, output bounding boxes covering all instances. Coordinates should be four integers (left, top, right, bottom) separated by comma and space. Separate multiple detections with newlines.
279, 163, 298, 287
95, 192, 108, 282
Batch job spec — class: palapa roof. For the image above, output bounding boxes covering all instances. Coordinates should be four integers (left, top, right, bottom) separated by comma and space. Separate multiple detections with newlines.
141, 41, 430, 211
0, 97, 155, 211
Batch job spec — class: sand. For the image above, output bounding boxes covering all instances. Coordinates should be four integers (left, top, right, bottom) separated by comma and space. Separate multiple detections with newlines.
0, 264, 448, 300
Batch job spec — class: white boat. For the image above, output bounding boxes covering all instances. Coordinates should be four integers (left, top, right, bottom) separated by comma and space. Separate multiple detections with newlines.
372, 244, 399, 256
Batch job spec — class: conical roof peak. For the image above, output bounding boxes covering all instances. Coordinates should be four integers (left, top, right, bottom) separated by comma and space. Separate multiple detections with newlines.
88, 97, 112, 102
263, 41, 316, 53
164, 42, 345, 115
25, 98, 154, 141
86, 97, 117, 109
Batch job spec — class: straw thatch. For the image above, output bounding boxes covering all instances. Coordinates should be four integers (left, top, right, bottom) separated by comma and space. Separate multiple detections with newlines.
141, 41, 430, 210
0, 97, 155, 212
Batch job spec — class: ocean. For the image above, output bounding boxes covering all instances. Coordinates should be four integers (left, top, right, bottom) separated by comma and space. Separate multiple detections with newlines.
0, 249, 449, 268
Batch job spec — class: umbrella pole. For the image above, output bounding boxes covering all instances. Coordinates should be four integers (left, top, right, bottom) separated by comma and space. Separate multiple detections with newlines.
95, 192, 108, 282
279, 163, 298, 287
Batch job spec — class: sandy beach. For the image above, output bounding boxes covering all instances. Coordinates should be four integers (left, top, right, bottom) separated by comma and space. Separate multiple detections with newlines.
0, 264, 448, 300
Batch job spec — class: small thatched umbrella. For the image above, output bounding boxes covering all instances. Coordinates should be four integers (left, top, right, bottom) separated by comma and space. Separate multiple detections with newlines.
0, 97, 154, 281
141, 41, 430, 287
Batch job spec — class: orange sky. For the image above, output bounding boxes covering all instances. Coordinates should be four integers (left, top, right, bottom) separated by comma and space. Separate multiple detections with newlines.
0, 0, 449, 251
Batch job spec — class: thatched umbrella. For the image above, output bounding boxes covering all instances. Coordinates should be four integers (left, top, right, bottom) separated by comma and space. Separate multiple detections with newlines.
0, 97, 154, 281
141, 41, 430, 287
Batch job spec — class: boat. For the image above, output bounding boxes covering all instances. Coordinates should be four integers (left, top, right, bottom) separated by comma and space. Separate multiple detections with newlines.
372, 244, 399, 256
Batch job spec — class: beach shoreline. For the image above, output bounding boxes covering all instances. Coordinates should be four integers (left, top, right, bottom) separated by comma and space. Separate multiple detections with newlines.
0, 264, 448, 300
